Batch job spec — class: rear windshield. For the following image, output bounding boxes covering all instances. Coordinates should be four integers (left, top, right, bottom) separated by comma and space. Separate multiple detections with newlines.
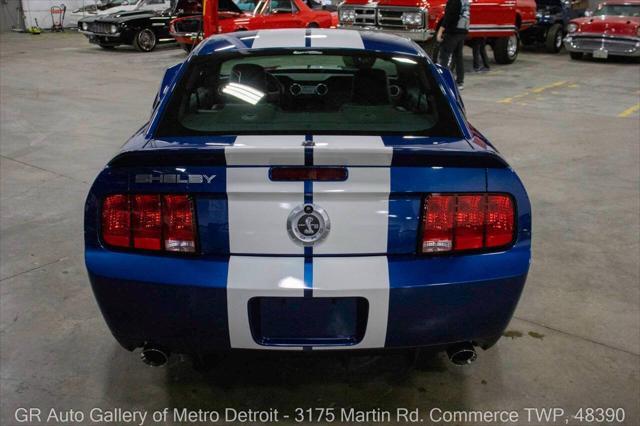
155, 51, 463, 137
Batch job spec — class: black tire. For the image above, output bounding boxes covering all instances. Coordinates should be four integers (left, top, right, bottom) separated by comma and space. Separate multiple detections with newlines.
307, 22, 320, 28
545, 23, 564, 53
180, 43, 193, 53
133, 28, 157, 52
570, 51, 583, 60
493, 34, 519, 64
98, 44, 115, 50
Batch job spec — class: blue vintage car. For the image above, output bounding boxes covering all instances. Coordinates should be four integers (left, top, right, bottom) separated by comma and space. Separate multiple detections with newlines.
84, 29, 531, 368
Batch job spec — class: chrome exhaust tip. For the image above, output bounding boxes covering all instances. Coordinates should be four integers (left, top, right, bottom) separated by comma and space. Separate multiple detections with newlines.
140, 346, 169, 367
446, 342, 477, 365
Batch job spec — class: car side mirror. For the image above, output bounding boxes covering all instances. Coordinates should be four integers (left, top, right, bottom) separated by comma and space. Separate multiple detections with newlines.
584, 9, 593, 16
153, 62, 182, 110
434, 63, 465, 113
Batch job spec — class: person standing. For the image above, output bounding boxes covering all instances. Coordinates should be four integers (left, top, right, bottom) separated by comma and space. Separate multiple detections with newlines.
436, 0, 470, 89
471, 37, 490, 72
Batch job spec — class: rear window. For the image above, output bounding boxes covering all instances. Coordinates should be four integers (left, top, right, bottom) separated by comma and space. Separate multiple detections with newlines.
155, 51, 463, 137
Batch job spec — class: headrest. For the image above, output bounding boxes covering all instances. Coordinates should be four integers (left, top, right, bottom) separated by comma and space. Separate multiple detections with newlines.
230, 63, 268, 93
352, 68, 389, 105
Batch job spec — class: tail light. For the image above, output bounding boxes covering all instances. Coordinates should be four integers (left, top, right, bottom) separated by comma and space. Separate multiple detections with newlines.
163, 195, 196, 252
102, 194, 196, 253
421, 193, 515, 254
102, 194, 130, 248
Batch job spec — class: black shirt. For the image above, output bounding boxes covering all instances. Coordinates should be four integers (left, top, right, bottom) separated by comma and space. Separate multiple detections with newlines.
441, 0, 469, 34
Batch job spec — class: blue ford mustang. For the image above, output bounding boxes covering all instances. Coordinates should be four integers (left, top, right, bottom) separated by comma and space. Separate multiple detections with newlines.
84, 29, 531, 367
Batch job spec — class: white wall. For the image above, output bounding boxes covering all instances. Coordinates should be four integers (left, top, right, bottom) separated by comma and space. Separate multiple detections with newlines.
21, 0, 98, 29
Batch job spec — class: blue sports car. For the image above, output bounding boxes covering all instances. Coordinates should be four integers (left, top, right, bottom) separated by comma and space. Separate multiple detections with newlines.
84, 29, 531, 367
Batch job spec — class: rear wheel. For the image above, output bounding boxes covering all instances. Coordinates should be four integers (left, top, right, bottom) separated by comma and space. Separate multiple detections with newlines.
545, 23, 563, 53
133, 28, 157, 52
493, 34, 519, 64
570, 51, 583, 60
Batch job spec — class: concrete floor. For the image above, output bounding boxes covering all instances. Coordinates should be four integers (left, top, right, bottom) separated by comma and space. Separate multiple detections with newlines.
1, 32, 639, 425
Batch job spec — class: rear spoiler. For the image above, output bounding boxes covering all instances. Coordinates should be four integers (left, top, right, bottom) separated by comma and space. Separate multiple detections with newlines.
108, 148, 508, 168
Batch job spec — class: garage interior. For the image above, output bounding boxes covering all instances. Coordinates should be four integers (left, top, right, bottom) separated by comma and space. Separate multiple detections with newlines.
0, 27, 639, 424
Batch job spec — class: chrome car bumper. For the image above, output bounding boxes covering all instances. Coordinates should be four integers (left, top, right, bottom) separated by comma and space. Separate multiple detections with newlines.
564, 34, 640, 57
79, 30, 121, 38
338, 24, 433, 42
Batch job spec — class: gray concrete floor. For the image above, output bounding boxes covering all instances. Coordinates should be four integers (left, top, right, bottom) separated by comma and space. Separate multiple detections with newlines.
1, 32, 639, 425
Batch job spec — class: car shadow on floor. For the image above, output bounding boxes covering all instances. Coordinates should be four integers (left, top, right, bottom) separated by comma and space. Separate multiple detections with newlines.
104, 345, 472, 417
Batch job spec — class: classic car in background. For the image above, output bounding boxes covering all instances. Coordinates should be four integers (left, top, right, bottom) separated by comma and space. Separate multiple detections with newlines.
78, 0, 199, 51
337, 0, 537, 64
169, 0, 337, 52
84, 29, 531, 368
564, 0, 640, 59
520, 0, 587, 52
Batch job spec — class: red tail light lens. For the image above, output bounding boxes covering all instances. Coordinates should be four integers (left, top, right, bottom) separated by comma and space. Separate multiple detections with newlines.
102, 195, 130, 248
162, 195, 196, 253
422, 195, 455, 252
101, 194, 196, 253
454, 195, 485, 250
486, 194, 515, 248
132, 195, 161, 250
421, 193, 515, 254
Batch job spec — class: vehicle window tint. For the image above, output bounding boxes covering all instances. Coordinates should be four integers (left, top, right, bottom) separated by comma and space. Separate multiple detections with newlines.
594, 5, 640, 16
156, 52, 463, 137
270, 0, 293, 13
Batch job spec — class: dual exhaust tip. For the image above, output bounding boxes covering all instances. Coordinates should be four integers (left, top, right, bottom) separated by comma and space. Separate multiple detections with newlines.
446, 342, 478, 365
140, 345, 170, 367
140, 342, 477, 367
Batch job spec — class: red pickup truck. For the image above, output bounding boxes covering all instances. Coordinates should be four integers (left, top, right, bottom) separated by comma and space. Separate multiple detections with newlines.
338, 0, 537, 64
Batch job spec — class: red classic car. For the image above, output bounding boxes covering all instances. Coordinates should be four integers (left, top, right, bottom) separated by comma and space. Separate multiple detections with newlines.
564, 0, 640, 59
337, 0, 537, 64
170, 0, 337, 51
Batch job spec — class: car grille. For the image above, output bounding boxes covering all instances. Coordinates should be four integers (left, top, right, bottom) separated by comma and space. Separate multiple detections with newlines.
377, 8, 407, 28
347, 6, 425, 30
351, 7, 376, 26
571, 36, 638, 55
88, 22, 112, 34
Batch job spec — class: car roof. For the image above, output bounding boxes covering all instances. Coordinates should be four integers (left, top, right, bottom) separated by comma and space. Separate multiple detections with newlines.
194, 29, 425, 57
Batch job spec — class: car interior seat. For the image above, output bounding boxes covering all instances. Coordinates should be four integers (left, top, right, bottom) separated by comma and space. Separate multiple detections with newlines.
352, 68, 390, 105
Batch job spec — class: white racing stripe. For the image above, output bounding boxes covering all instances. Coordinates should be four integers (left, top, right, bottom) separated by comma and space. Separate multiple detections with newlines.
252, 29, 307, 49
309, 29, 365, 49
225, 135, 306, 166
227, 167, 304, 254
313, 257, 389, 349
312, 136, 392, 166
227, 256, 305, 350
313, 167, 390, 255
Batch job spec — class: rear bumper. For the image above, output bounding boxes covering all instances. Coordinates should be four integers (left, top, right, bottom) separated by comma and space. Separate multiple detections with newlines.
564, 34, 640, 57
86, 248, 529, 355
